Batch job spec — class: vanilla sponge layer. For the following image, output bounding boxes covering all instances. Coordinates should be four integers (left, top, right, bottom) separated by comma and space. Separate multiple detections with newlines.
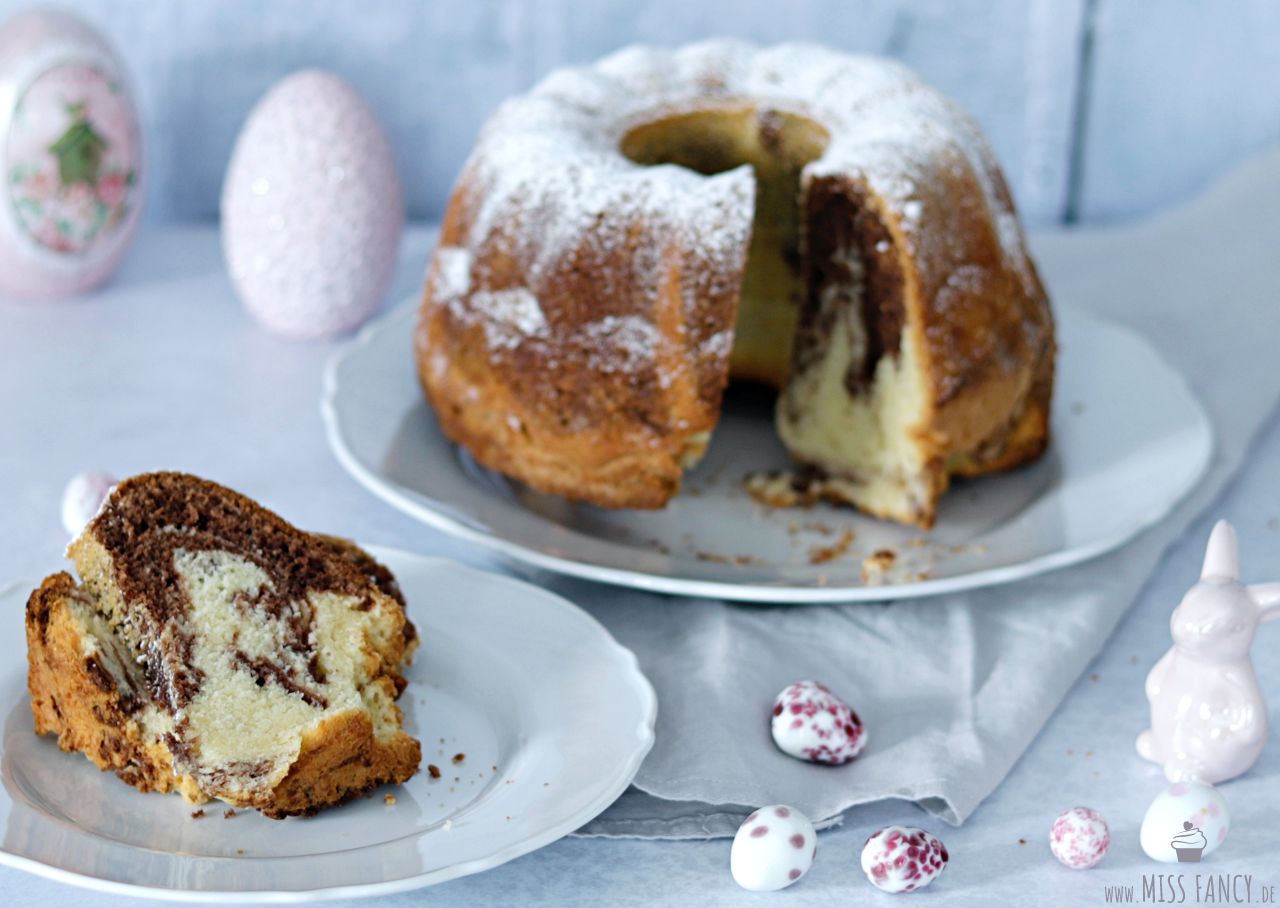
163, 548, 403, 798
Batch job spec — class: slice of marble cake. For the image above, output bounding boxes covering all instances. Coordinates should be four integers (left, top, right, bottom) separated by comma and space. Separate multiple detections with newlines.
25, 471, 421, 817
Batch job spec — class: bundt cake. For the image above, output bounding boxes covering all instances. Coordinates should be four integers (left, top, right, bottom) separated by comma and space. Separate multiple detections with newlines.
415, 40, 1054, 528
26, 472, 421, 817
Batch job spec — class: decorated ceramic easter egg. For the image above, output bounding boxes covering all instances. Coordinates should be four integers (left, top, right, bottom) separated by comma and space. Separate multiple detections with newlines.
770, 680, 867, 765
1140, 781, 1229, 863
0, 10, 143, 299
860, 825, 948, 893
1049, 806, 1110, 869
221, 70, 403, 339
729, 805, 816, 891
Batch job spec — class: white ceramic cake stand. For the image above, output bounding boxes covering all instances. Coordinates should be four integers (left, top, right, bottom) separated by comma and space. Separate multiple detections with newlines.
0, 551, 656, 901
324, 302, 1212, 603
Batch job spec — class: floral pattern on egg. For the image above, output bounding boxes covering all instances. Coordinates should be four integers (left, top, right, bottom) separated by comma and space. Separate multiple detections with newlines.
7, 64, 138, 255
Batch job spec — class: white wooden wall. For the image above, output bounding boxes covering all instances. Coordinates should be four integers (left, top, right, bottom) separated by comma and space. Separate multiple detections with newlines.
2, 0, 1275, 227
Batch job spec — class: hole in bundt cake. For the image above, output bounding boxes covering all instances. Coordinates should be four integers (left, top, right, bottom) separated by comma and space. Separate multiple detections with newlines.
621, 106, 830, 387
621, 106, 924, 521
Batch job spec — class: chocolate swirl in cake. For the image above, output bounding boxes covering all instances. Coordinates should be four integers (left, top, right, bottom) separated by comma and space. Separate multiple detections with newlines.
69, 472, 412, 799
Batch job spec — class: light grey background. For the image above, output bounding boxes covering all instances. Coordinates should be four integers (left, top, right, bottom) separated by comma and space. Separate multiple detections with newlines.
2, 0, 1277, 227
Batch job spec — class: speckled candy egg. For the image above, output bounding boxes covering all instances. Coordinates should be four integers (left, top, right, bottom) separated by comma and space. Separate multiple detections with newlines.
1050, 807, 1110, 869
860, 825, 948, 893
0, 10, 143, 299
730, 805, 816, 891
770, 680, 867, 765
221, 70, 403, 339
60, 469, 115, 536
1140, 781, 1229, 863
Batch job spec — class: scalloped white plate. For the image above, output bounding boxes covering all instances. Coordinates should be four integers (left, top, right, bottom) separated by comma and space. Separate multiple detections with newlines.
0, 550, 656, 901
324, 302, 1212, 603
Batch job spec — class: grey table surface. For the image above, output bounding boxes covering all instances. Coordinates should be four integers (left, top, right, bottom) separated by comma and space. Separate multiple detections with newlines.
0, 225, 1277, 907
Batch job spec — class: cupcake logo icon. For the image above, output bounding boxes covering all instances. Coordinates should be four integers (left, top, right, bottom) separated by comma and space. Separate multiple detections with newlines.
1171, 821, 1207, 862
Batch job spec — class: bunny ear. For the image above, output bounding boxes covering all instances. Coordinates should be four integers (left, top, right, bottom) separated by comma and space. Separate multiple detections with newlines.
1201, 520, 1240, 581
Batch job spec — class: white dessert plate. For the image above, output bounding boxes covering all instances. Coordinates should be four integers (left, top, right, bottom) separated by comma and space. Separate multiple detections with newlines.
323, 302, 1212, 603
0, 551, 656, 901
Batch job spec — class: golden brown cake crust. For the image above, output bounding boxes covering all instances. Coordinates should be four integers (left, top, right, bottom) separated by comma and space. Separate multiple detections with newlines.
26, 572, 188, 798
28, 474, 423, 818
415, 41, 1054, 526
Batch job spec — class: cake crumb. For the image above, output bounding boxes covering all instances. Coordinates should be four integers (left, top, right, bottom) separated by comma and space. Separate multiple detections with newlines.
861, 548, 897, 581
1089, 673, 1100, 683
1018, 838, 1027, 845
223, 809, 236, 819
384, 793, 397, 805
190, 809, 205, 819
808, 528, 855, 565
452, 752, 466, 764
743, 470, 820, 508
428, 764, 442, 779
236, 848, 245, 855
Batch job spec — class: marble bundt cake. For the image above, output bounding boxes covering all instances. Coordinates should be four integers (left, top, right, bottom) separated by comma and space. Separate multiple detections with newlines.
26, 472, 420, 817
416, 41, 1054, 528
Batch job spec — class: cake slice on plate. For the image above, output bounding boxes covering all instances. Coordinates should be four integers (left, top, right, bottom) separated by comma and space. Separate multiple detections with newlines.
25, 471, 421, 817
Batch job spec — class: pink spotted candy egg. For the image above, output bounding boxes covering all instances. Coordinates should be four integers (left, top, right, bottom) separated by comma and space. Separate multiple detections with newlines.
860, 825, 949, 893
730, 805, 816, 891
770, 680, 866, 765
1050, 806, 1110, 869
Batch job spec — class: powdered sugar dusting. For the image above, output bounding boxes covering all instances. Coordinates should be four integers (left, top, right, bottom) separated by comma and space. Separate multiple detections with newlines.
428, 39, 1037, 379
580, 315, 661, 371
434, 247, 472, 300
469, 288, 546, 349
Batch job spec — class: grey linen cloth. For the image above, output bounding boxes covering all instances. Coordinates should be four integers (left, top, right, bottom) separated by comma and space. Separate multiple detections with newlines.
555, 150, 1280, 838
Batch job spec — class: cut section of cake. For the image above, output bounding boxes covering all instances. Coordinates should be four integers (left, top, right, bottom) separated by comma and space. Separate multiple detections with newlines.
26, 472, 421, 817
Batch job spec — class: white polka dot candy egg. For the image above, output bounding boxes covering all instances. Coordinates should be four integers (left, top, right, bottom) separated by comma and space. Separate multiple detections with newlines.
1140, 781, 1229, 863
1050, 807, 1110, 869
860, 825, 949, 893
221, 70, 403, 339
771, 680, 866, 765
730, 805, 816, 891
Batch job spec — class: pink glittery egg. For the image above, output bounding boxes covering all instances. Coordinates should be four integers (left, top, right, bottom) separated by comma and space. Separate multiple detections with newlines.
0, 10, 143, 300
770, 680, 866, 765
860, 825, 949, 893
729, 805, 816, 891
221, 70, 403, 339
1050, 806, 1110, 870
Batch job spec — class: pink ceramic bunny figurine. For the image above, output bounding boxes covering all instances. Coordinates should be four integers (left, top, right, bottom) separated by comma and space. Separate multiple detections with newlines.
1137, 520, 1280, 784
